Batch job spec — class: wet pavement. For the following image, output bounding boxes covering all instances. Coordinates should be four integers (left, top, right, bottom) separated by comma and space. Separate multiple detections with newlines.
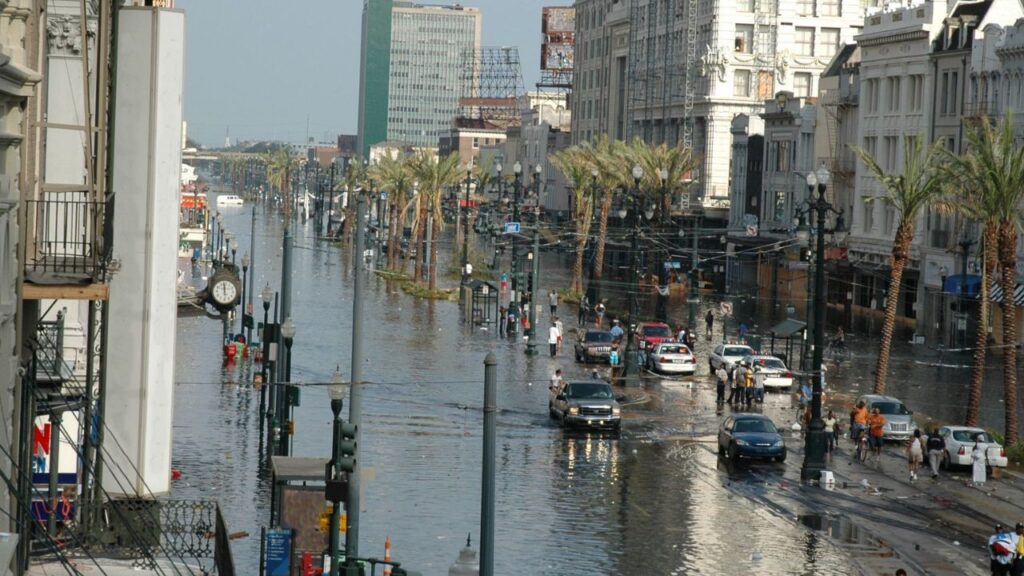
172, 197, 1019, 575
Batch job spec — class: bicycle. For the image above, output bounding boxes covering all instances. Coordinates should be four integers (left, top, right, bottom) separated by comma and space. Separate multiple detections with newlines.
825, 340, 850, 362
853, 427, 869, 463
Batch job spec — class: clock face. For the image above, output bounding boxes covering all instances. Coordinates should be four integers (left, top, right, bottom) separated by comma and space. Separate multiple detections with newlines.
212, 280, 237, 305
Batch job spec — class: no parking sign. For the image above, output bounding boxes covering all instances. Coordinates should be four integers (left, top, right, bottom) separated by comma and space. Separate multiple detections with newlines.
720, 301, 733, 316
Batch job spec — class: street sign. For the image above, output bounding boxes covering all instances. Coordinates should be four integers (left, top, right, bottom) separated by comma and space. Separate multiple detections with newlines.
265, 528, 292, 576
746, 224, 758, 237
504, 222, 521, 234
501, 272, 508, 281
720, 301, 733, 316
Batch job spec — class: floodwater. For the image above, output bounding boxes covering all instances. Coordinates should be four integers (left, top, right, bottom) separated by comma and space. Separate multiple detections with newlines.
172, 197, 1017, 575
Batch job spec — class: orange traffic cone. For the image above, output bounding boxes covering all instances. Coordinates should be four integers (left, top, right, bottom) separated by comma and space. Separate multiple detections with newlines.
384, 535, 392, 576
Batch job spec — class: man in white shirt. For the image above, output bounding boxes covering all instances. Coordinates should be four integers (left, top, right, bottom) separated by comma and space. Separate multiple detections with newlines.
548, 323, 561, 357
715, 365, 728, 404
554, 316, 564, 352
549, 368, 564, 394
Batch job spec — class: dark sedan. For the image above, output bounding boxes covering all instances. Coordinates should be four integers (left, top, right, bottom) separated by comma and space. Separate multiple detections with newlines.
718, 414, 786, 462
574, 329, 615, 363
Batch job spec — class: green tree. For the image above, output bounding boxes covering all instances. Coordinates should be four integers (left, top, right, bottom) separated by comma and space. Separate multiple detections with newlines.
370, 155, 414, 269
851, 135, 948, 395
409, 151, 461, 289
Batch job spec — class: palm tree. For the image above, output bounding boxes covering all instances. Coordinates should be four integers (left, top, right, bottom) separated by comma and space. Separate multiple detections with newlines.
580, 136, 630, 296
267, 149, 300, 217
369, 155, 414, 269
949, 115, 1024, 443
333, 162, 364, 241
851, 135, 948, 395
409, 151, 461, 289
551, 146, 596, 295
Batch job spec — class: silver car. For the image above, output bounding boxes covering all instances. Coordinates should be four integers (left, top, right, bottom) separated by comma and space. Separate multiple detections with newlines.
646, 342, 697, 375
709, 344, 754, 372
857, 394, 919, 441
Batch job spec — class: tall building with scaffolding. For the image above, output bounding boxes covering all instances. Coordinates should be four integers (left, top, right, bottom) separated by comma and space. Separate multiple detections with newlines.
574, 0, 864, 206
357, 0, 482, 157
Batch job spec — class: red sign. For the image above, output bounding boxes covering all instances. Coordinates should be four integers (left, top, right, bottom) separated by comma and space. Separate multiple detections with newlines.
180, 194, 208, 209
825, 246, 848, 261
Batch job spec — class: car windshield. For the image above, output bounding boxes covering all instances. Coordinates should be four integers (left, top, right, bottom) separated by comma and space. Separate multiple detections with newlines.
566, 383, 614, 399
750, 358, 786, 370
873, 401, 910, 415
643, 326, 671, 337
585, 331, 613, 343
726, 347, 752, 356
952, 430, 991, 443
733, 419, 778, 433
659, 344, 690, 355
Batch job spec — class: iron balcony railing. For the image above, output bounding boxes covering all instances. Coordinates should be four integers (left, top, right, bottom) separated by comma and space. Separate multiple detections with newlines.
24, 191, 114, 281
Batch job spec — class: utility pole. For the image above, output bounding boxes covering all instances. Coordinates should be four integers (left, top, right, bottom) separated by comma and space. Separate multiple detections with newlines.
462, 166, 472, 282
277, 222, 293, 456
510, 162, 522, 321
626, 211, 640, 374
688, 214, 699, 329
345, 194, 368, 568
526, 225, 540, 355
247, 203, 256, 343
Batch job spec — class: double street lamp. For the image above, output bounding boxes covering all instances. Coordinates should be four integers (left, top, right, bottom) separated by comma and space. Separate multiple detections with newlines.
795, 166, 847, 483
326, 367, 350, 576
241, 253, 251, 336
279, 317, 296, 456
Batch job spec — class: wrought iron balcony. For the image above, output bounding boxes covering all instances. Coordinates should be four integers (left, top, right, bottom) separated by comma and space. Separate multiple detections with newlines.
23, 191, 114, 291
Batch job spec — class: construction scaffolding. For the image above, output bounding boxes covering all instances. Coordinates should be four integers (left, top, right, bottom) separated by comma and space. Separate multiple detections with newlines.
459, 47, 526, 130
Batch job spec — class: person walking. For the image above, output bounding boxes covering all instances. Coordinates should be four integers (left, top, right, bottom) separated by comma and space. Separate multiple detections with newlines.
753, 364, 766, 404
676, 324, 687, 344
989, 524, 1018, 576
867, 407, 886, 462
715, 364, 728, 404
850, 401, 869, 446
554, 316, 564, 352
548, 290, 559, 316
549, 368, 564, 394
705, 309, 714, 339
1012, 523, 1024, 576
743, 362, 755, 408
973, 440, 988, 486
907, 429, 924, 481
726, 363, 742, 405
824, 410, 838, 455
548, 322, 560, 357
579, 294, 590, 326
926, 427, 945, 479
610, 319, 625, 343
595, 300, 607, 328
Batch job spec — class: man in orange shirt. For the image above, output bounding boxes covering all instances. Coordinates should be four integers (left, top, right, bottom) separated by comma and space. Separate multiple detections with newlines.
850, 401, 869, 444
867, 407, 886, 460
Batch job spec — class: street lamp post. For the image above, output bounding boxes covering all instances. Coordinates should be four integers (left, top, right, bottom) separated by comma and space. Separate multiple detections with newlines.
510, 162, 522, 321
797, 166, 847, 483
462, 162, 473, 283
260, 285, 273, 386
280, 317, 296, 457
326, 368, 350, 576
241, 253, 250, 337
626, 164, 644, 375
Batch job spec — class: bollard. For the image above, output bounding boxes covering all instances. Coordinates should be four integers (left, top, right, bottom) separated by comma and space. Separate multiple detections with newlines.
384, 535, 392, 576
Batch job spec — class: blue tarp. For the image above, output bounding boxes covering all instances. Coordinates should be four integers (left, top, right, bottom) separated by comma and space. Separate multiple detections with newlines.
943, 274, 982, 296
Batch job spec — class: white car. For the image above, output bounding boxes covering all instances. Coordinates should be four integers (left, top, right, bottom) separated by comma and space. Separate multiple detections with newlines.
708, 344, 754, 372
938, 426, 1008, 469
216, 194, 244, 207
741, 355, 794, 390
646, 342, 697, 375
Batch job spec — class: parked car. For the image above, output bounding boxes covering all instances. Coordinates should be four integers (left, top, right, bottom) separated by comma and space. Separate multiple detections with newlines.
740, 355, 794, 390
718, 414, 786, 462
549, 381, 621, 431
708, 344, 755, 372
635, 322, 673, 351
938, 426, 1008, 469
646, 342, 697, 375
574, 329, 616, 363
857, 394, 918, 441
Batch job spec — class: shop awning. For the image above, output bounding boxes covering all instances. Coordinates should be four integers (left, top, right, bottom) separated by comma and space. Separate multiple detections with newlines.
943, 274, 981, 296
770, 318, 807, 338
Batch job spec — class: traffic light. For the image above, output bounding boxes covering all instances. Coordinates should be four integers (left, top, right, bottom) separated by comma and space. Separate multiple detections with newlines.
339, 422, 357, 472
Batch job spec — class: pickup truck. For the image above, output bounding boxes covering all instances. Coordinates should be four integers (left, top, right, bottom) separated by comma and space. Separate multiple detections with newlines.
549, 380, 621, 432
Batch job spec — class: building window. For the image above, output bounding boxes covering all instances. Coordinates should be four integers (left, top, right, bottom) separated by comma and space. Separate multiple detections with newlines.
472, 137, 479, 149
863, 201, 874, 233
793, 72, 812, 97
774, 190, 786, 221
794, 27, 815, 56
734, 69, 752, 97
796, 0, 815, 16
735, 24, 754, 53
820, 0, 841, 15
865, 78, 879, 113
940, 72, 949, 115
737, 0, 754, 11
887, 77, 901, 113
884, 135, 899, 170
948, 71, 959, 115
907, 75, 923, 112
776, 140, 792, 172
819, 28, 840, 58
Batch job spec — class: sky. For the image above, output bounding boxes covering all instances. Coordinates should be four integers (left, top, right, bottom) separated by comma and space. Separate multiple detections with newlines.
178, 0, 565, 147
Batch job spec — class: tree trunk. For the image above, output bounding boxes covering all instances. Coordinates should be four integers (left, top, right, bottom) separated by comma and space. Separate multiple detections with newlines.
966, 222, 997, 427
387, 198, 400, 270
429, 212, 440, 290
873, 221, 914, 394
572, 206, 592, 294
999, 220, 1019, 445
411, 202, 424, 281
593, 189, 613, 288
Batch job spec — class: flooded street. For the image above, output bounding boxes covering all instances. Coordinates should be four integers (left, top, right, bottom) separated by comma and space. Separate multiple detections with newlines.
172, 202, 1015, 575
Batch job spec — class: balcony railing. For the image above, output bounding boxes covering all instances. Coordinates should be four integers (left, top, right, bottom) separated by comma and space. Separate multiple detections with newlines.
24, 191, 114, 282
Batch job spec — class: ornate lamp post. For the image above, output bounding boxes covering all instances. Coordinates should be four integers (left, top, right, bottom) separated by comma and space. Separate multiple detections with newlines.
462, 160, 473, 283
625, 164, 644, 374
279, 317, 296, 456
796, 166, 847, 483
326, 367, 350, 576
241, 253, 250, 336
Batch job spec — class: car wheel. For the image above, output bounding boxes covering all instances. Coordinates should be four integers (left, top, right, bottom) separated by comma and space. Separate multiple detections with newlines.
575, 350, 582, 362
709, 360, 715, 371
775, 453, 787, 463
728, 443, 740, 461
548, 402, 555, 418
612, 422, 621, 434
559, 412, 568, 428
718, 442, 725, 456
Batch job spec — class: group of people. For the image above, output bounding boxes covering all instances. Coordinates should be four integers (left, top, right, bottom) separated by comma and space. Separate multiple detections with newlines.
989, 523, 1024, 576
714, 360, 766, 407
578, 294, 609, 328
